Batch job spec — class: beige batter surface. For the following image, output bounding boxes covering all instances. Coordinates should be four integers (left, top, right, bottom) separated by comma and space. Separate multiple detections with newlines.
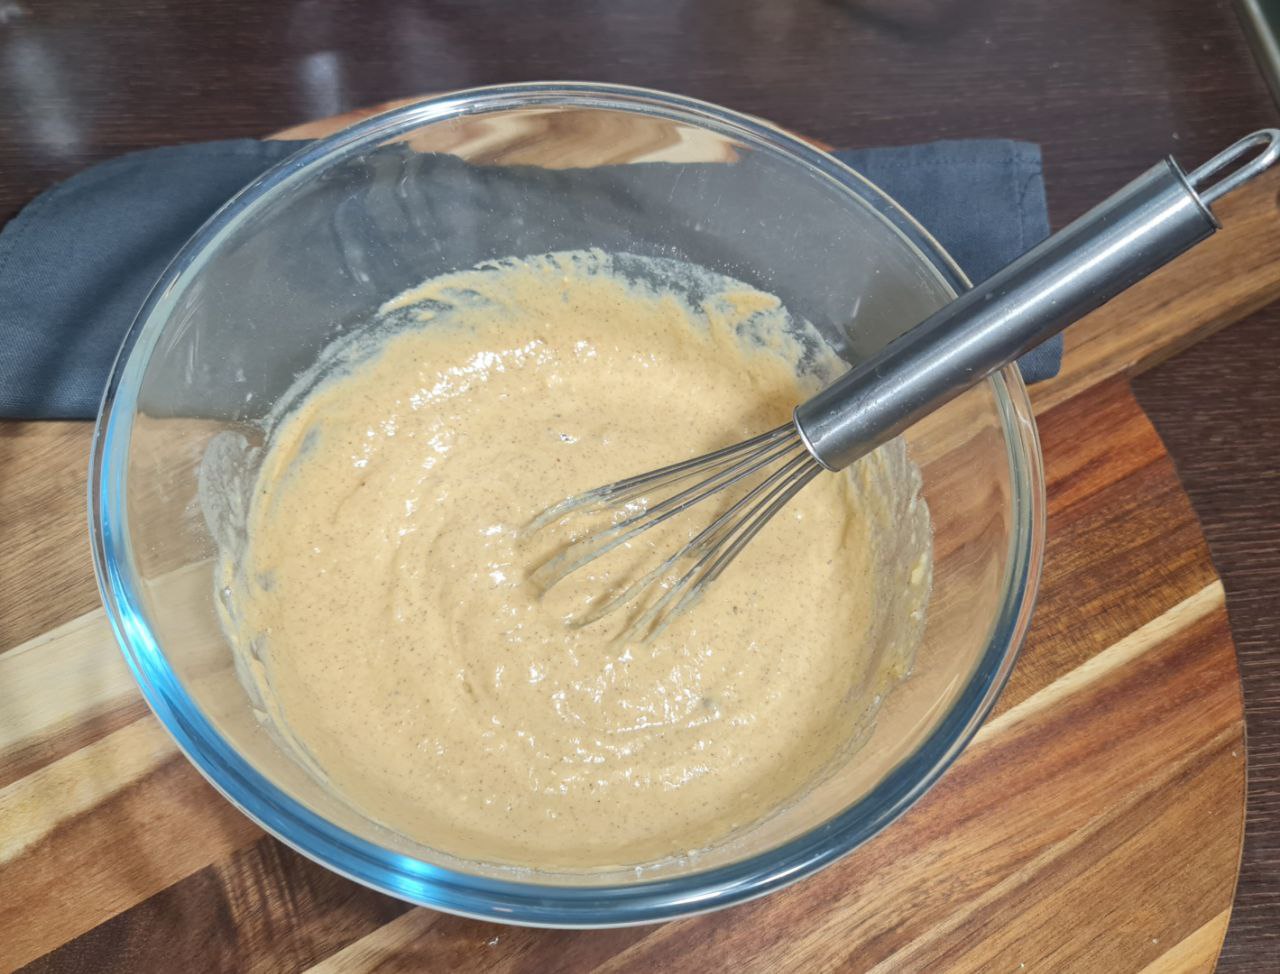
227, 251, 928, 869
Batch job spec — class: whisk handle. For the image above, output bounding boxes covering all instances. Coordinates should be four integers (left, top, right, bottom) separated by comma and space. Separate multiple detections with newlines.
794, 129, 1280, 471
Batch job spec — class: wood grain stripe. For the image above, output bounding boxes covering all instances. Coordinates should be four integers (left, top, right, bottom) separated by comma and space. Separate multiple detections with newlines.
875, 737, 1242, 974
298, 908, 654, 974
1037, 377, 1168, 520
304, 910, 444, 974
1137, 910, 1232, 974
0, 610, 141, 789
0, 718, 174, 863
0, 751, 262, 970
977, 580, 1225, 744
20, 836, 411, 974
36, 834, 654, 974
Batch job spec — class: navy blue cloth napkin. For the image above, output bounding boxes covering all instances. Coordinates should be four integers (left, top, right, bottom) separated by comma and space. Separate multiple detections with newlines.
0, 138, 1055, 420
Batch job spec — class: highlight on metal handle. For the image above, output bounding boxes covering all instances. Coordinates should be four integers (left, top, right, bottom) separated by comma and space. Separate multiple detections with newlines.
1187, 129, 1280, 206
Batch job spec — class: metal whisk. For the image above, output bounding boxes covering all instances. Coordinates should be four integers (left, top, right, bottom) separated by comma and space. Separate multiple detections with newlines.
529, 130, 1280, 639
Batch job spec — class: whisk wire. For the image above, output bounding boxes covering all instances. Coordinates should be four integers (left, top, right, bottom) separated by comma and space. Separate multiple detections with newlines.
525, 423, 796, 532
528, 424, 802, 593
574, 447, 816, 627
527, 419, 826, 639
617, 451, 822, 642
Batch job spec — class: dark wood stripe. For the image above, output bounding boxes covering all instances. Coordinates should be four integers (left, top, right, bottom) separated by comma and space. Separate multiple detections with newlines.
17, 828, 660, 974
1006, 456, 1217, 706
0, 697, 150, 792
19, 836, 411, 974
1038, 378, 1168, 520
996, 381, 1218, 716
0, 754, 261, 970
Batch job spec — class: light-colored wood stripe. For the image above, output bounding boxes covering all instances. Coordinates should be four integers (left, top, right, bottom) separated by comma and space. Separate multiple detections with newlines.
306, 909, 444, 973
272, 92, 739, 166
977, 580, 1225, 744
0, 716, 174, 863
1136, 909, 1232, 974
0, 609, 136, 762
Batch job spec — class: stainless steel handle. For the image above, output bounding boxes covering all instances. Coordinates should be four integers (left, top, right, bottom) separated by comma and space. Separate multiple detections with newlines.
795, 129, 1280, 471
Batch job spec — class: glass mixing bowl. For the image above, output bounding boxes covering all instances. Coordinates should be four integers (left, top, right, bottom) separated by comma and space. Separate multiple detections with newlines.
90, 83, 1044, 926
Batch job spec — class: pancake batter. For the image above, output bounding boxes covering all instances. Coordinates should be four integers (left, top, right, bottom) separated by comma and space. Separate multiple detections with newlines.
223, 250, 930, 869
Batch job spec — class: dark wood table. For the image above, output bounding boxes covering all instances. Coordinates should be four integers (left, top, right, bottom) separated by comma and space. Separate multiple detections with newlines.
1, 0, 1277, 969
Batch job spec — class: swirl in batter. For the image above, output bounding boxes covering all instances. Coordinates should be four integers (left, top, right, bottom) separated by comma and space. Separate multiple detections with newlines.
225, 251, 929, 869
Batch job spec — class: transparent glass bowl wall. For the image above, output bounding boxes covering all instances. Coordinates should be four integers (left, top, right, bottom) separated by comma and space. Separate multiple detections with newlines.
92, 84, 1044, 926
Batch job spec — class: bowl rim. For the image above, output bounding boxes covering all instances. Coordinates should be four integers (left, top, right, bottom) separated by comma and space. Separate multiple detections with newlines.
89, 81, 1046, 927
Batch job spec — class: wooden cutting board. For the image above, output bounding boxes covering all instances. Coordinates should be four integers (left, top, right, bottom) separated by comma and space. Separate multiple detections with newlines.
3, 102, 1278, 972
